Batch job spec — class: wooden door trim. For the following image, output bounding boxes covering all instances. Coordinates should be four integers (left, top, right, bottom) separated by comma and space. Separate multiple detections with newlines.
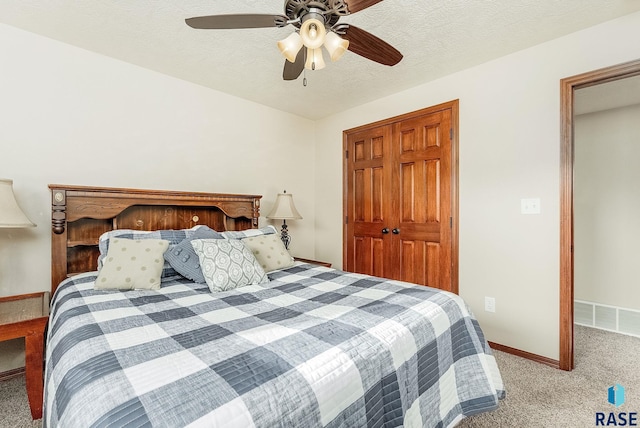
343, 100, 458, 135
343, 100, 459, 294
450, 103, 459, 294
559, 59, 640, 371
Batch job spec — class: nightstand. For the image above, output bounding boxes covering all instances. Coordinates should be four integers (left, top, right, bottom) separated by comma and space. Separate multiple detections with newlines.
0, 292, 49, 420
294, 257, 332, 268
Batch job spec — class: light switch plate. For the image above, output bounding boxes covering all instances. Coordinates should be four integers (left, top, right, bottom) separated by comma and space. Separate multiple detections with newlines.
521, 198, 541, 215
485, 297, 496, 313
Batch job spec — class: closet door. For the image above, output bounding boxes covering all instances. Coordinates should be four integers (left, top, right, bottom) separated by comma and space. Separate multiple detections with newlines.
344, 101, 458, 293
393, 109, 452, 289
345, 125, 395, 278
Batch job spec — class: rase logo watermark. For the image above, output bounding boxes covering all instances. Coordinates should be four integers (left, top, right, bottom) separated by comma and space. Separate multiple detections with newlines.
610, 384, 626, 408
596, 384, 637, 426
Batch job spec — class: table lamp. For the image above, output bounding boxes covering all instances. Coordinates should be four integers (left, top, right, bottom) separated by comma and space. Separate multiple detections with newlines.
266, 190, 302, 250
0, 179, 35, 229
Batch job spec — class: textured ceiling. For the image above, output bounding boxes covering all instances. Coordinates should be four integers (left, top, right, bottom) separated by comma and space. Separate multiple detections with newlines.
2, 0, 640, 119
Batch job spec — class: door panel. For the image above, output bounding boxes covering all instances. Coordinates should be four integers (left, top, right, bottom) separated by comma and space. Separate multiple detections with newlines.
346, 125, 395, 278
398, 239, 442, 286
399, 160, 441, 224
425, 160, 441, 222
394, 110, 452, 289
372, 167, 384, 222
371, 238, 385, 278
353, 237, 385, 277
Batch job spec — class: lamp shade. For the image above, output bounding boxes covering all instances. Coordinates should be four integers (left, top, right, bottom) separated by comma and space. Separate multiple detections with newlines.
300, 17, 326, 49
305, 48, 326, 70
0, 179, 35, 228
266, 192, 302, 220
277, 32, 303, 63
324, 31, 349, 62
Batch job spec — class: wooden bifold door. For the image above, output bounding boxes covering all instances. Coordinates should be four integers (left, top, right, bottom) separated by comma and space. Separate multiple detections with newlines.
344, 101, 458, 293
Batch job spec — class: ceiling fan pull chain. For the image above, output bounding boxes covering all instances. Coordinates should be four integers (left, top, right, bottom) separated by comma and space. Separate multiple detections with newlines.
303, 48, 308, 86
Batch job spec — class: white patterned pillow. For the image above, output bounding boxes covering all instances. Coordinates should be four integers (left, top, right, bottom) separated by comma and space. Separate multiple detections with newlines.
191, 238, 268, 292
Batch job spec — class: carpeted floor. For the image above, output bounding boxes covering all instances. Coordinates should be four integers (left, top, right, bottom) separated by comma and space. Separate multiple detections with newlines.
1, 325, 638, 427
0, 374, 41, 428
460, 325, 640, 427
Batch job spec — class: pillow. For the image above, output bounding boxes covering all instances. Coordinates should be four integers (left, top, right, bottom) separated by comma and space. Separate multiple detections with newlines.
97, 226, 217, 278
191, 238, 268, 292
95, 238, 169, 290
241, 234, 294, 273
164, 227, 223, 283
220, 225, 277, 240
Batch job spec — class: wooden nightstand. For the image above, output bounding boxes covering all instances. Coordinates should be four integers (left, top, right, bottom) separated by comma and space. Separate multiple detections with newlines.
0, 292, 49, 420
294, 257, 332, 268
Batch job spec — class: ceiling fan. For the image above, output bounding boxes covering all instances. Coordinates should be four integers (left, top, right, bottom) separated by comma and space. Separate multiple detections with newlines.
185, 0, 403, 81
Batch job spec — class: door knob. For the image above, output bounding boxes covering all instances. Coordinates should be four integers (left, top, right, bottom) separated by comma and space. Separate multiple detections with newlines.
382, 228, 389, 234
392, 228, 400, 234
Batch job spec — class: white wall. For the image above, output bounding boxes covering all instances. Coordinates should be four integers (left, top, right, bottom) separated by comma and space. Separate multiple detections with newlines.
314, 12, 640, 360
0, 24, 316, 370
574, 104, 640, 311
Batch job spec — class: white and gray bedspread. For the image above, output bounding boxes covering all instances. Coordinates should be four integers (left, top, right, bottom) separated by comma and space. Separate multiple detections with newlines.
44, 263, 504, 428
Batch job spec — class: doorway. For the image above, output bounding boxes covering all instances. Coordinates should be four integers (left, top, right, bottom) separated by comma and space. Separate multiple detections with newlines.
559, 59, 640, 371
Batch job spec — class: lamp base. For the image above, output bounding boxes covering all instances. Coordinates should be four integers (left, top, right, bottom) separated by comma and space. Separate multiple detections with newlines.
280, 221, 291, 250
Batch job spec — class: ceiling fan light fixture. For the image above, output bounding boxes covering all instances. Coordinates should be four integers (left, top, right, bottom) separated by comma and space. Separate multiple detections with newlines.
324, 31, 349, 62
300, 17, 326, 49
304, 48, 326, 71
185, 1, 404, 82
277, 32, 303, 63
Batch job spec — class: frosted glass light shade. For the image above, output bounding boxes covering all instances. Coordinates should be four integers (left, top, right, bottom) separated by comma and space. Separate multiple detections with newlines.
324, 31, 349, 62
0, 179, 35, 228
266, 192, 302, 220
300, 18, 326, 49
304, 48, 326, 70
277, 32, 303, 63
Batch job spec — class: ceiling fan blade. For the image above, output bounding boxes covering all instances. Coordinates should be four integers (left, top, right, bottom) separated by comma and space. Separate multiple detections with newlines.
185, 14, 287, 29
343, 0, 384, 14
342, 25, 402, 66
283, 49, 305, 81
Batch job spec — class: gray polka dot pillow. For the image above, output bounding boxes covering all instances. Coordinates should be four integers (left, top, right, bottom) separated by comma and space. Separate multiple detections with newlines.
241, 234, 294, 273
95, 238, 170, 290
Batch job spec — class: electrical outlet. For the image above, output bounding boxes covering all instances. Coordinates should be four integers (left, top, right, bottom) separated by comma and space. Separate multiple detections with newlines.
485, 297, 496, 313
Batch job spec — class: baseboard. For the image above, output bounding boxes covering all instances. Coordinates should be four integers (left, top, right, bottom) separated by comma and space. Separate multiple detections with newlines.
0, 366, 25, 382
488, 341, 560, 369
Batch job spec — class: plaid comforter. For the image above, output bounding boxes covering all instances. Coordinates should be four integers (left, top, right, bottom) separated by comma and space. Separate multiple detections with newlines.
44, 263, 504, 428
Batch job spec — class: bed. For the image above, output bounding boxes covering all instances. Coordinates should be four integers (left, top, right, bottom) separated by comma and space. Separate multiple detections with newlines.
44, 185, 504, 428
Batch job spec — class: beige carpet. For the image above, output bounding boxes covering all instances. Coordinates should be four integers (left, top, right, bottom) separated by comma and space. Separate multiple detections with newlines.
1, 325, 637, 428
0, 375, 41, 428
460, 325, 640, 427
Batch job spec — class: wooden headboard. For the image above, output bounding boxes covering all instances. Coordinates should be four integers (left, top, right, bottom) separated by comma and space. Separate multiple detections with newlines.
49, 185, 262, 294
